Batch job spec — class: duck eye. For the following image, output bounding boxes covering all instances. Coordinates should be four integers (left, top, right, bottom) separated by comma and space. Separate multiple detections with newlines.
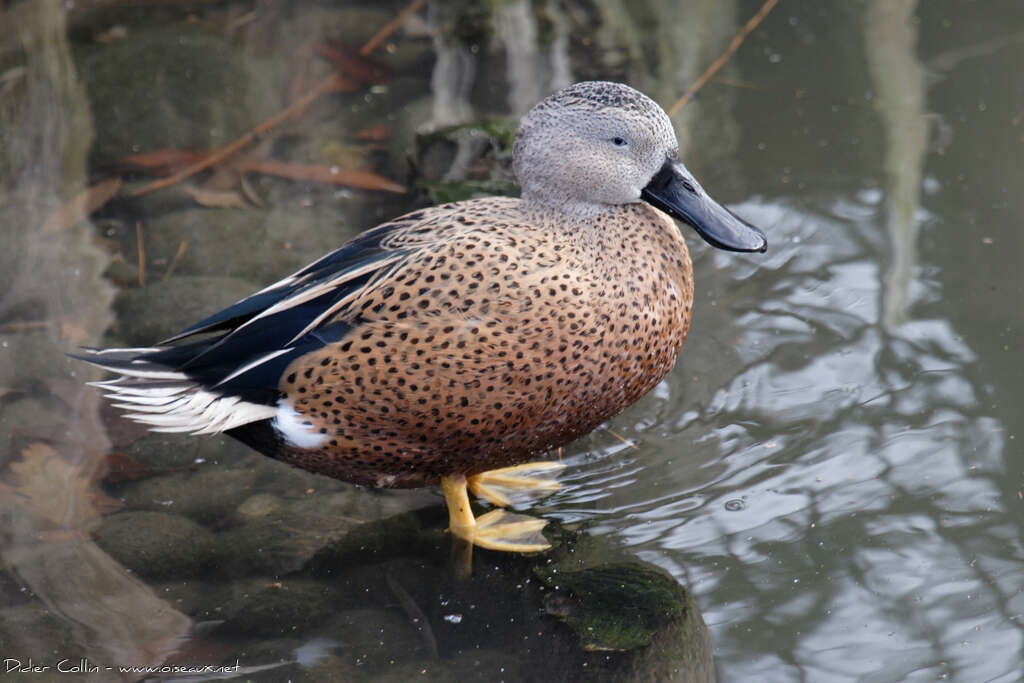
611, 136, 628, 147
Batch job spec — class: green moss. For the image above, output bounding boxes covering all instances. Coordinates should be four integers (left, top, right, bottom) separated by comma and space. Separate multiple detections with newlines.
535, 562, 687, 651
419, 178, 520, 204
413, 119, 520, 203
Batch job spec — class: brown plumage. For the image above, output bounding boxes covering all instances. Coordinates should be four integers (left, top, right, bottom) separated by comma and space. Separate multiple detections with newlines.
268, 198, 692, 487
78, 82, 765, 552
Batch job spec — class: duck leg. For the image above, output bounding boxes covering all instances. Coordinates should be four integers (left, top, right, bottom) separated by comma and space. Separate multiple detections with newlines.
440, 474, 550, 552
468, 461, 565, 507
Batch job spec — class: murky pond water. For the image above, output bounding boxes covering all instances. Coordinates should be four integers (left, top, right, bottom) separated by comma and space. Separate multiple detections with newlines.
2, 0, 1023, 681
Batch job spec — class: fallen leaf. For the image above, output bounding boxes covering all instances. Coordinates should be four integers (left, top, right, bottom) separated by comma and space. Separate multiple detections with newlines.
59, 320, 91, 344
355, 125, 392, 141
41, 177, 122, 232
316, 42, 390, 85
7, 442, 96, 527
182, 184, 250, 209
234, 159, 406, 193
321, 72, 361, 94
117, 148, 205, 175
116, 150, 405, 194
89, 490, 125, 516
101, 452, 152, 483
94, 25, 128, 44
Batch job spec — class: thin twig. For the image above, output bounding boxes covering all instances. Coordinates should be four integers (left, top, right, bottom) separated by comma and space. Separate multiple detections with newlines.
601, 426, 639, 451
135, 221, 146, 287
126, 0, 427, 198
0, 321, 50, 334
667, 0, 780, 116
162, 238, 190, 281
360, 0, 428, 56
125, 76, 344, 197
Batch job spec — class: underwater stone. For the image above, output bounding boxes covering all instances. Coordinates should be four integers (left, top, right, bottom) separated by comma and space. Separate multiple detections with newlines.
112, 275, 258, 346
93, 510, 217, 579
75, 27, 275, 165
218, 580, 341, 636
115, 467, 259, 526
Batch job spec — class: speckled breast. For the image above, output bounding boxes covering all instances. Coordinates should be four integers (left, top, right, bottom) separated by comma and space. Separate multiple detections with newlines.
275, 201, 694, 487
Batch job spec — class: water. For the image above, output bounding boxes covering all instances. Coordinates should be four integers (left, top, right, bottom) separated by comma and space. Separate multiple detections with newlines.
2, 0, 1023, 680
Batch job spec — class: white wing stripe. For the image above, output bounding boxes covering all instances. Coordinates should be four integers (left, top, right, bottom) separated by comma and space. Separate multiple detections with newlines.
232, 254, 404, 334
215, 347, 294, 386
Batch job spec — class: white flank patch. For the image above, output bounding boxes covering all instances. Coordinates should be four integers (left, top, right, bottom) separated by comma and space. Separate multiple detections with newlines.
272, 399, 328, 448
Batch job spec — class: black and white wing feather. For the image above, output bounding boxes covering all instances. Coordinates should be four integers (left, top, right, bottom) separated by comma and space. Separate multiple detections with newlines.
75, 210, 441, 434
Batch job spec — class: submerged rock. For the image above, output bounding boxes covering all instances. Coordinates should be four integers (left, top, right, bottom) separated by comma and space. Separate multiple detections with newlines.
301, 511, 713, 682
217, 579, 342, 637
536, 562, 687, 651
75, 26, 278, 165
113, 430, 251, 471
89, 494, 710, 681
215, 487, 435, 577
109, 207, 363, 286
111, 275, 258, 345
115, 467, 260, 526
93, 510, 217, 579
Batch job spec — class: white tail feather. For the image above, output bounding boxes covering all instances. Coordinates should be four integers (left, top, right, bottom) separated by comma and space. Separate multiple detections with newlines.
84, 351, 276, 434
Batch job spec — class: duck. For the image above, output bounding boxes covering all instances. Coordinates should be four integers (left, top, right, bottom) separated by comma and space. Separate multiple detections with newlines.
78, 81, 766, 553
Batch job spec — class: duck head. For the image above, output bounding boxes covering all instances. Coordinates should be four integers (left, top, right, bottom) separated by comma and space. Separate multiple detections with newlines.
513, 81, 767, 253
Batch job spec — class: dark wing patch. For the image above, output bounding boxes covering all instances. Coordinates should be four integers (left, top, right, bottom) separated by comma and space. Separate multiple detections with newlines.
160, 219, 413, 344
118, 213, 436, 407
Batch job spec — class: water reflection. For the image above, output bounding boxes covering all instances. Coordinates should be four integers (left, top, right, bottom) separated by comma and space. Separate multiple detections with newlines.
0, 1, 191, 673
2, 0, 1023, 680
864, 0, 929, 332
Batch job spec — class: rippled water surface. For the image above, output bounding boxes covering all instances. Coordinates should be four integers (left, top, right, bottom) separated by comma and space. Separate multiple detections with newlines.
2, 0, 1023, 681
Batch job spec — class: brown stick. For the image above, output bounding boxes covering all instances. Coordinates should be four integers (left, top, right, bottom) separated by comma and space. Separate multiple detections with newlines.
135, 221, 147, 287
162, 239, 190, 281
601, 426, 639, 451
125, 76, 344, 197
360, 0, 428, 56
126, 0, 427, 198
667, 0, 780, 117
0, 321, 50, 334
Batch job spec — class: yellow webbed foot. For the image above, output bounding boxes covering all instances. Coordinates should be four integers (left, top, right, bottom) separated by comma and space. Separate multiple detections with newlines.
441, 473, 551, 553
467, 461, 565, 508
471, 509, 550, 552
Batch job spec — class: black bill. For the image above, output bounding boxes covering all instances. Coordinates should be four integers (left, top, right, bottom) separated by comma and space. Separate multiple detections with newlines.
641, 158, 767, 253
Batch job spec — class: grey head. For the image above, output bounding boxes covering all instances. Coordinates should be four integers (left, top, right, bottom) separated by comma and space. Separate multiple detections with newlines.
513, 81, 766, 253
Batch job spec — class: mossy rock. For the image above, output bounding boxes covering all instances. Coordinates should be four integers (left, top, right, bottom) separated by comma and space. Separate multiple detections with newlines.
303, 505, 446, 571
111, 430, 253, 472
218, 579, 342, 636
111, 275, 259, 345
116, 467, 260, 526
101, 205, 372, 291
536, 562, 686, 651
531, 532, 715, 682
213, 490, 364, 577
76, 26, 278, 165
93, 510, 217, 579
